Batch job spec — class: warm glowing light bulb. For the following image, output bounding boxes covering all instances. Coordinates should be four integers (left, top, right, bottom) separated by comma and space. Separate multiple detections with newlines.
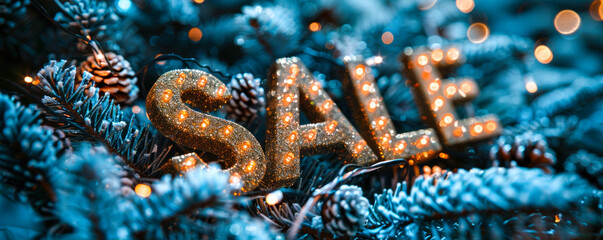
288, 131, 298, 143
240, 141, 251, 151
361, 82, 372, 95
283, 152, 295, 164
445, 84, 457, 97
417, 54, 429, 66
589, 0, 603, 21
198, 76, 207, 88
381, 133, 391, 144
285, 77, 295, 86
322, 100, 334, 112
467, 23, 490, 44
222, 125, 233, 136
395, 141, 407, 152
526, 80, 538, 93
471, 123, 483, 136
290, 64, 299, 77
456, 0, 475, 13
177, 110, 188, 123
216, 85, 227, 97
325, 120, 338, 133
440, 113, 454, 126
428, 81, 440, 93
24, 76, 33, 83
188, 27, 202, 42
283, 113, 293, 124
433, 97, 445, 110
534, 45, 553, 64
200, 118, 210, 129
283, 93, 295, 105
177, 72, 186, 85
368, 98, 380, 112
485, 121, 497, 132
431, 49, 444, 62
381, 32, 394, 44
229, 172, 242, 185
245, 160, 256, 172
309, 22, 321, 32
310, 81, 320, 94
376, 116, 388, 129
453, 127, 464, 137
194, 0, 204, 3
355, 65, 365, 77
419, 136, 429, 146
460, 82, 472, 94
446, 48, 460, 62
265, 190, 283, 205
354, 141, 366, 154
305, 129, 317, 142
135, 184, 152, 198
555, 10, 581, 35
162, 89, 173, 103
374, 56, 383, 64
132, 106, 141, 114
439, 152, 449, 159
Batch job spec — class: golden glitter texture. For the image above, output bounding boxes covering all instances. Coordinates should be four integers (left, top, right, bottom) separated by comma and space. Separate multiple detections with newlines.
401, 48, 502, 145
342, 57, 442, 163
262, 57, 378, 189
146, 69, 266, 192
161, 152, 208, 173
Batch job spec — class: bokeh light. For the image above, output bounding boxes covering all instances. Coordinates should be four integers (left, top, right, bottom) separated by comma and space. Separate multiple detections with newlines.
526, 80, 538, 93
194, 0, 205, 3
188, 27, 203, 42
309, 22, 321, 32
456, 0, 475, 13
135, 184, 152, 198
418, 0, 438, 10
589, 0, 603, 21
24, 76, 33, 83
534, 45, 553, 64
554, 10, 581, 35
381, 32, 394, 44
467, 23, 490, 44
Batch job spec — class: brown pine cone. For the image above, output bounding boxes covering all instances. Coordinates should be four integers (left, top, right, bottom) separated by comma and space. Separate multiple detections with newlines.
490, 132, 556, 173
225, 73, 265, 124
41, 126, 72, 156
77, 52, 138, 105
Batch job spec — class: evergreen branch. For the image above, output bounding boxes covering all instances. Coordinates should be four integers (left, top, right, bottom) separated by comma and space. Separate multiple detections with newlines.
362, 168, 599, 239
0, 93, 64, 229
35, 60, 171, 178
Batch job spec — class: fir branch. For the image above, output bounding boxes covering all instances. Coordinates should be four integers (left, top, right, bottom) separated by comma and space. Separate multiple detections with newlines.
0, 93, 63, 228
52, 145, 136, 240
35, 60, 171, 178
362, 168, 599, 239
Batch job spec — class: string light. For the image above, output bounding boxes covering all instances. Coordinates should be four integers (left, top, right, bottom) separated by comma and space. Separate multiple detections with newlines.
216, 85, 227, 97
245, 160, 256, 172
283, 93, 295, 105
265, 190, 284, 205
177, 110, 188, 124
368, 98, 380, 112
188, 27, 202, 42
200, 118, 210, 129
162, 89, 173, 102
222, 125, 233, 136
395, 141, 407, 152
456, 0, 474, 13
198, 76, 207, 88
526, 80, 538, 93
555, 10, 581, 35
305, 129, 317, 142
355, 64, 365, 77
431, 49, 444, 62
417, 54, 429, 66
24, 76, 33, 83
132, 106, 141, 114
534, 45, 553, 64
322, 99, 333, 112
309, 22, 321, 32
381, 32, 394, 44
135, 184, 152, 198
467, 23, 490, 44
470, 123, 483, 136
177, 72, 186, 85
445, 84, 457, 97
325, 120, 338, 133
240, 141, 251, 151
446, 48, 460, 62
361, 82, 372, 95
485, 121, 497, 133
354, 141, 366, 154
283, 152, 295, 164
288, 131, 298, 143
282, 112, 293, 124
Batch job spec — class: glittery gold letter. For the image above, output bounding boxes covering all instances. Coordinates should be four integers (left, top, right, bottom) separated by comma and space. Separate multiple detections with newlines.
401, 47, 502, 145
262, 57, 378, 189
342, 57, 442, 163
146, 69, 266, 191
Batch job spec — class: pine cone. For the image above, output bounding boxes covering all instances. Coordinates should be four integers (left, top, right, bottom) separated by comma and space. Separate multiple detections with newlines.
321, 185, 369, 237
54, 0, 118, 51
565, 151, 603, 189
77, 52, 139, 105
0, 0, 29, 30
490, 132, 556, 173
225, 73, 265, 124
41, 126, 72, 156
